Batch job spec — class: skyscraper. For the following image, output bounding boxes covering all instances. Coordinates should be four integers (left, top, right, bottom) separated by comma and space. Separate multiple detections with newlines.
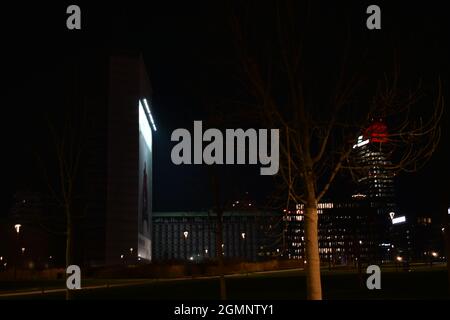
351, 119, 397, 261
352, 119, 396, 212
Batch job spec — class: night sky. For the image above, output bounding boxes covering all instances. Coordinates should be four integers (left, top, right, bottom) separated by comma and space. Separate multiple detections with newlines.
1, 2, 449, 219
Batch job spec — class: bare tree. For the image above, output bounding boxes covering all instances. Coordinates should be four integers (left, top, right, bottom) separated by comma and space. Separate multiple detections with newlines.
41, 104, 86, 299
231, 2, 444, 299
36, 58, 87, 298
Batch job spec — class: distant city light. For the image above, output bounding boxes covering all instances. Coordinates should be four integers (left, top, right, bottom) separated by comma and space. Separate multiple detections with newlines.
21, 247, 25, 253
241, 232, 246, 239
130, 248, 134, 254
120, 255, 124, 259
431, 252, 438, 257
183, 231, 189, 239
396, 256, 403, 262
189, 256, 194, 261
392, 216, 406, 224
0, 256, 2, 261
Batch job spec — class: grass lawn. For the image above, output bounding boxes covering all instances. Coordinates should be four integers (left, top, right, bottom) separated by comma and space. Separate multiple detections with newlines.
1, 265, 449, 300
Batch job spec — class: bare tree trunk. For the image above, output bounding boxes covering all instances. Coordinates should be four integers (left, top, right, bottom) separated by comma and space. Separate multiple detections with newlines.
304, 203, 322, 300
445, 212, 450, 294
216, 212, 227, 300
65, 207, 74, 300
211, 172, 227, 300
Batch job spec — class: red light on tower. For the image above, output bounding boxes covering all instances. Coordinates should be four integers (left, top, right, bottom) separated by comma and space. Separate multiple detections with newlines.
364, 119, 388, 143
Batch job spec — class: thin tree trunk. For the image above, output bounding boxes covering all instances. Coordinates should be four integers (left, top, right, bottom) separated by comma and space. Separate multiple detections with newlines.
304, 203, 322, 300
445, 212, 450, 294
65, 207, 74, 300
211, 172, 227, 300
216, 213, 227, 300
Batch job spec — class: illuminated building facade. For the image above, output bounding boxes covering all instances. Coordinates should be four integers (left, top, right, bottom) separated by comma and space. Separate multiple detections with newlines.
389, 216, 444, 263
283, 201, 386, 265
0, 52, 156, 268
152, 210, 281, 262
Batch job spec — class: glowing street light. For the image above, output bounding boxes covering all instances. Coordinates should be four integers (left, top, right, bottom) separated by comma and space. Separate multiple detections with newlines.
183, 231, 189, 260
431, 252, 438, 258
13, 224, 22, 280
21, 247, 25, 254
396, 256, 403, 262
241, 232, 247, 259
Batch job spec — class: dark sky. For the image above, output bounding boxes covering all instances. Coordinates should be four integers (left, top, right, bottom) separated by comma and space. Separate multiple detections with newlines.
1, 1, 449, 219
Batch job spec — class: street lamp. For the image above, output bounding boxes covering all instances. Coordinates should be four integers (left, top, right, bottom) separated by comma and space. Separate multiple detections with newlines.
241, 232, 246, 260
183, 231, 189, 260
14, 224, 22, 234
14, 224, 22, 280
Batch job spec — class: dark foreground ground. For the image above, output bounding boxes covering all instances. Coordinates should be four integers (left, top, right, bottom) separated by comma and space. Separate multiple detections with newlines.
1, 265, 449, 300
